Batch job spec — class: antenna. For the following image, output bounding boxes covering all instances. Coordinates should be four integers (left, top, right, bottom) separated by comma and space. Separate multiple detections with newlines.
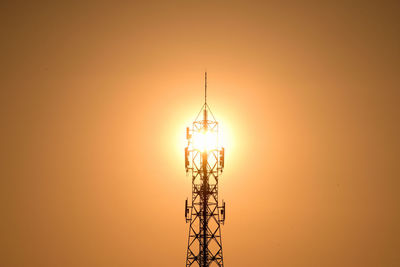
204, 71, 208, 122
205, 71, 207, 105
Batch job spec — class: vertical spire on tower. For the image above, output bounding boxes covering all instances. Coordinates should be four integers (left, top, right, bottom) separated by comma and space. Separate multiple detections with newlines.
205, 71, 207, 105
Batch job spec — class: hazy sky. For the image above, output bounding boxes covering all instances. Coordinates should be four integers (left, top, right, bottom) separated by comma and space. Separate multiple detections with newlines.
1, 1, 399, 266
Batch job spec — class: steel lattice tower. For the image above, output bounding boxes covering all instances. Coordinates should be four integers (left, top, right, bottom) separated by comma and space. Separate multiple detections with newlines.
184, 72, 226, 267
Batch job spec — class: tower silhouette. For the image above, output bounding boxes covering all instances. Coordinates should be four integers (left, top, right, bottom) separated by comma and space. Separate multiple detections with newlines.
184, 72, 226, 267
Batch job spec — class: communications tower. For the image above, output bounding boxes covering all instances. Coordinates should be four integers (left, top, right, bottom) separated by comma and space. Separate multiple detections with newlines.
184, 72, 226, 267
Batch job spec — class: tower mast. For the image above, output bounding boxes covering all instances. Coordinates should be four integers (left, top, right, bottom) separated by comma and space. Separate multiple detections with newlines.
184, 74, 226, 267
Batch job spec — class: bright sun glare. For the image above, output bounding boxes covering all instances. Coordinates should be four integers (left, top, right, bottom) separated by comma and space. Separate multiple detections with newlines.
191, 130, 219, 152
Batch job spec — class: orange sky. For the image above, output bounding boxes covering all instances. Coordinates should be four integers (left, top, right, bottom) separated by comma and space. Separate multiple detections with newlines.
1, 1, 399, 266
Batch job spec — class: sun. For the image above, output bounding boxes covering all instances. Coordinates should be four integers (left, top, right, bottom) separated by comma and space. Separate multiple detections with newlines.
191, 129, 219, 152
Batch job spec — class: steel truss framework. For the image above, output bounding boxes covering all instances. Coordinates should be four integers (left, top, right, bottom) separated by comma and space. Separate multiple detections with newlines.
185, 103, 226, 267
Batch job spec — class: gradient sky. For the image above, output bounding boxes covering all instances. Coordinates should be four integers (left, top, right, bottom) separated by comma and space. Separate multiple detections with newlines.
1, 1, 399, 266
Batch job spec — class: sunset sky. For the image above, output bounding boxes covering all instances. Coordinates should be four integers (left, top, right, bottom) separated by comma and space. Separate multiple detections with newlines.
1, 1, 399, 266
